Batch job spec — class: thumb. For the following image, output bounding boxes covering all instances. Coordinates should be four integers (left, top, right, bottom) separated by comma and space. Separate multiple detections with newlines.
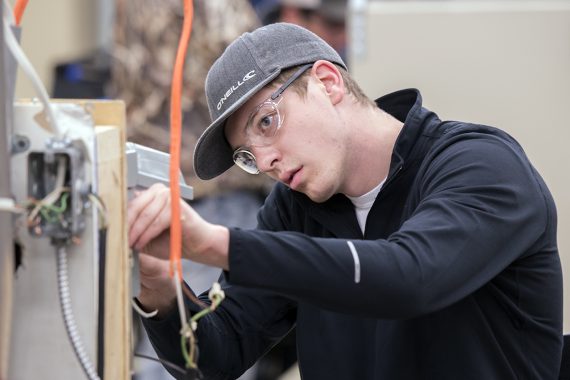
138, 253, 170, 278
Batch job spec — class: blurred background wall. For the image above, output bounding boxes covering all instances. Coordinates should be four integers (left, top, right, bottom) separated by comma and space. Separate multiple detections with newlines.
349, 0, 570, 332
14, 0, 98, 98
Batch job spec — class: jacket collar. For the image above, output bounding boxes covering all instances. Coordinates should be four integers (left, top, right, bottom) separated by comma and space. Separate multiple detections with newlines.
376, 88, 438, 177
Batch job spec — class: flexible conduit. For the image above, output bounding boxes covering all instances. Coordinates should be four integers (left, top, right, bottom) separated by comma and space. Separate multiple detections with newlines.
56, 245, 100, 380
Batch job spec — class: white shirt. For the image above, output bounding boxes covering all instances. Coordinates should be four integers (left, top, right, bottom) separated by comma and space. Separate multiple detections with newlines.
346, 178, 386, 234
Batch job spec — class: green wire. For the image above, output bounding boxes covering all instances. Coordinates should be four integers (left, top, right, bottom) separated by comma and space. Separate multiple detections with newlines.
39, 207, 57, 223
190, 296, 223, 323
180, 295, 224, 368
38, 192, 70, 223
180, 332, 192, 368
46, 192, 69, 213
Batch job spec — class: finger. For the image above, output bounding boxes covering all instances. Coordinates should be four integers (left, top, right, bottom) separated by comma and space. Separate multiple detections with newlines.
128, 188, 157, 247
130, 188, 169, 248
128, 184, 170, 234
129, 186, 170, 248
127, 184, 162, 231
134, 199, 173, 252
138, 252, 169, 278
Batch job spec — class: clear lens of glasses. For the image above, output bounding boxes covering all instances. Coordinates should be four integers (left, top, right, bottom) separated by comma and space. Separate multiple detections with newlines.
232, 101, 281, 175
246, 101, 282, 146
233, 148, 259, 174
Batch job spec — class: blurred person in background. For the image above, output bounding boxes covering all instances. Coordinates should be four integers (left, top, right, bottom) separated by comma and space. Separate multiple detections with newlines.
253, 0, 348, 62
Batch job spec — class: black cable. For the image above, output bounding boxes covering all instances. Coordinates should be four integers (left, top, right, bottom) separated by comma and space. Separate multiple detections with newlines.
134, 352, 205, 380
133, 353, 187, 376
97, 228, 107, 379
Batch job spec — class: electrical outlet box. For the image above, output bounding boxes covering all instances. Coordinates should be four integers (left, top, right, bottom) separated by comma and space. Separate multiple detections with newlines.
27, 138, 88, 241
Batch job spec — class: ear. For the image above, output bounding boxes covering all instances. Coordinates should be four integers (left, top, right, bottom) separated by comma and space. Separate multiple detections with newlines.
311, 60, 344, 105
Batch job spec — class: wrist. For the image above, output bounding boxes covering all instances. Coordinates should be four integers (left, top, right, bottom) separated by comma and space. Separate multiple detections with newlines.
210, 225, 230, 270
184, 225, 230, 270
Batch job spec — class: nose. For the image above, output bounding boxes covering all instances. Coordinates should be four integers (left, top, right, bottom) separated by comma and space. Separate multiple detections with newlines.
252, 145, 280, 173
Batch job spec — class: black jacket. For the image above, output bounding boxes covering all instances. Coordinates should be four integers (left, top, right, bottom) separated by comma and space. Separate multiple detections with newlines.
144, 89, 562, 379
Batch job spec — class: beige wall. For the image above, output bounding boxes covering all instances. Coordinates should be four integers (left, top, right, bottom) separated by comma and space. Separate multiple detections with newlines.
13, 0, 97, 98
350, 0, 570, 330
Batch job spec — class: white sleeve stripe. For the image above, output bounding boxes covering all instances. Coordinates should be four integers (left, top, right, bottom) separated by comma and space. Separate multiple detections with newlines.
347, 241, 361, 284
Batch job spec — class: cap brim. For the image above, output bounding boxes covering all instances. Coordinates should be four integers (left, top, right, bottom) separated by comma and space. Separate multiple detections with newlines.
193, 68, 282, 180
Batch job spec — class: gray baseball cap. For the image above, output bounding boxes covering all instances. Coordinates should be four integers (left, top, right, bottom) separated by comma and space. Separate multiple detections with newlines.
193, 22, 346, 180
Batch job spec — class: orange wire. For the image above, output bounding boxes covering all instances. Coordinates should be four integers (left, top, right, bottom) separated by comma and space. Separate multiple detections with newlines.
169, 0, 193, 279
14, 0, 29, 25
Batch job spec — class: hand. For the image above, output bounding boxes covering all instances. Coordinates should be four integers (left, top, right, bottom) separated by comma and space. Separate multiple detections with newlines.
137, 253, 176, 316
127, 183, 176, 260
127, 183, 230, 269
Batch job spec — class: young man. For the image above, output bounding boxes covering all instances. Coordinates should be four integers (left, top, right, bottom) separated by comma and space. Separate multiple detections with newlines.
128, 23, 562, 379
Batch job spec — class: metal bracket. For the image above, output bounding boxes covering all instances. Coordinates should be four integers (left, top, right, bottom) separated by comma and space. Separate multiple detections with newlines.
125, 142, 193, 201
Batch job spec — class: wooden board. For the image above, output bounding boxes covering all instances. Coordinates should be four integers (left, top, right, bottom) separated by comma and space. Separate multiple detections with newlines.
93, 100, 131, 380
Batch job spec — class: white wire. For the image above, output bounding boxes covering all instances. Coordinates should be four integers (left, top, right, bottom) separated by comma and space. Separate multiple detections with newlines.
131, 297, 158, 319
56, 245, 101, 380
0, 196, 23, 213
2, 16, 64, 137
174, 271, 190, 334
2, 0, 15, 25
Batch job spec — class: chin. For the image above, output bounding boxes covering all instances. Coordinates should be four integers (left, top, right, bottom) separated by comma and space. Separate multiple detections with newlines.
298, 175, 336, 203
305, 188, 334, 204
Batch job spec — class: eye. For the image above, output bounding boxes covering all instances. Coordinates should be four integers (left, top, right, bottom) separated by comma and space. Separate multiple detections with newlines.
258, 113, 275, 132
252, 107, 279, 136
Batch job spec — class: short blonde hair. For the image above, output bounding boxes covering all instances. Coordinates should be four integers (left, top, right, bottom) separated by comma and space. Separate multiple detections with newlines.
271, 63, 377, 108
